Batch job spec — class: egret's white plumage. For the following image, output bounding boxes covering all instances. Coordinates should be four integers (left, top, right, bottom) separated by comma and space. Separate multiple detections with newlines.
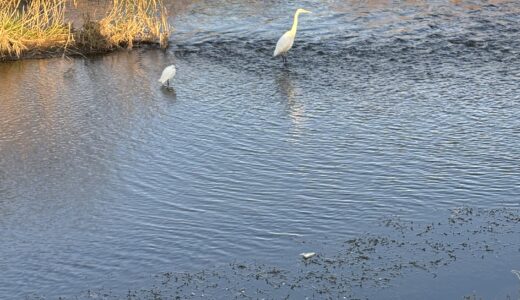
274, 32, 295, 58
273, 8, 311, 63
158, 64, 176, 87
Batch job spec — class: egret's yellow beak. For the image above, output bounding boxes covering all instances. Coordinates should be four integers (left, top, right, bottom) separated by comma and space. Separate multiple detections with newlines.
296, 8, 312, 14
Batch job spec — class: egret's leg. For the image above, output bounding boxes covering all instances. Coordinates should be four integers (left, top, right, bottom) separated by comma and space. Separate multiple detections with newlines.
167, 79, 169, 87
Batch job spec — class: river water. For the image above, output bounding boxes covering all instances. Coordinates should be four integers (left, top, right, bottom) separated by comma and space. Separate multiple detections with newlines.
1, 0, 520, 299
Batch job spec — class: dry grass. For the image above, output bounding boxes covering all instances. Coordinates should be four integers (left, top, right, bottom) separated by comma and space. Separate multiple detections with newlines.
0, 0, 171, 60
0, 0, 73, 58
99, 0, 170, 49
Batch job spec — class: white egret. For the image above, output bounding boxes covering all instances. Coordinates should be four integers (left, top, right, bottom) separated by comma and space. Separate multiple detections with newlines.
273, 8, 312, 63
158, 64, 176, 87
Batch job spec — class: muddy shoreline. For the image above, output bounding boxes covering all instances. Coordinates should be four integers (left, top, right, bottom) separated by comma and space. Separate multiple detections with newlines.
0, 42, 164, 63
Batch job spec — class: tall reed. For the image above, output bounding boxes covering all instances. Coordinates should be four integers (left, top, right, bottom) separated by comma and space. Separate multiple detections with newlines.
99, 0, 170, 49
0, 0, 171, 59
0, 0, 73, 58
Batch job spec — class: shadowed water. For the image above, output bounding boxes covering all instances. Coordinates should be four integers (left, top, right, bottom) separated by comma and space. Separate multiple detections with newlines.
1, 0, 520, 298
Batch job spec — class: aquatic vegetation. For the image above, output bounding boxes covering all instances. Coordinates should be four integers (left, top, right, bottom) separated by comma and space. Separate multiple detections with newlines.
0, 0, 171, 60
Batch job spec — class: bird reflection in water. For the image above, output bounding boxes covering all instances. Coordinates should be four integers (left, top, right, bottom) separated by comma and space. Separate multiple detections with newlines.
160, 85, 177, 100
276, 69, 306, 139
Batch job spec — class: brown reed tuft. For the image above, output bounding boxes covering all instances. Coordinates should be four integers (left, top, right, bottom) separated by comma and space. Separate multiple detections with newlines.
98, 0, 171, 49
0, 0, 73, 58
0, 0, 171, 60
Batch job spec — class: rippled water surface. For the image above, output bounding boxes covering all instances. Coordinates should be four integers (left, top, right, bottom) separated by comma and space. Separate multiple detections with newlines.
1, 0, 520, 298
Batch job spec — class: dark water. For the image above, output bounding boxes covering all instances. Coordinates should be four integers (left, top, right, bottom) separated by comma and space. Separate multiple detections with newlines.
1, 0, 520, 298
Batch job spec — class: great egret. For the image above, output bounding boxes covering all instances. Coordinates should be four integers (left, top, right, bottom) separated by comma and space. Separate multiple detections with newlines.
273, 8, 312, 63
158, 64, 176, 87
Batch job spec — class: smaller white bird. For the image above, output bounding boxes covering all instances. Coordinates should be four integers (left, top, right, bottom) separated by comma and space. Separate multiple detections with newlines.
273, 8, 312, 63
158, 64, 176, 87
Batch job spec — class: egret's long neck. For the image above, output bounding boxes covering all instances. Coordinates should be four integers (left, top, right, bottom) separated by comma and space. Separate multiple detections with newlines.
290, 11, 300, 35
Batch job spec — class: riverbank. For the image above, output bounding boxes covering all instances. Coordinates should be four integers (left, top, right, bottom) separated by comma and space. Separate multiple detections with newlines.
0, 0, 171, 62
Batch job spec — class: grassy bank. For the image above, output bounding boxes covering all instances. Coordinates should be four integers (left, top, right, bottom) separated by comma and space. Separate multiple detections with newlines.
0, 0, 171, 61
